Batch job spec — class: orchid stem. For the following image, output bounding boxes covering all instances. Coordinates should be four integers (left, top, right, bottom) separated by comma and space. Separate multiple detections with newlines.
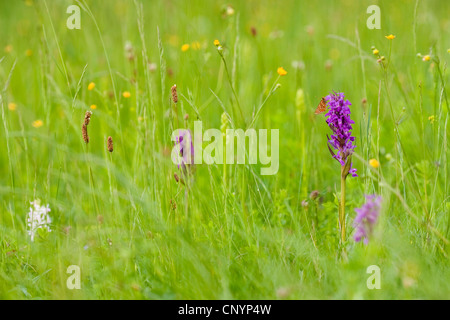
340, 168, 346, 243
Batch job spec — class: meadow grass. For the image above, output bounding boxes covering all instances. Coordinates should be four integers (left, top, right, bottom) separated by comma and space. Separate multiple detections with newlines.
0, 0, 449, 299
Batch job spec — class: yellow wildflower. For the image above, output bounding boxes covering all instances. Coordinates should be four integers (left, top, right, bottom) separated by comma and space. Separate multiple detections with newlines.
372, 49, 379, 55
422, 55, 431, 62
32, 120, 43, 128
385, 34, 396, 40
428, 115, 435, 123
4, 44, 13, 53
90, 104, 97, 110
25, 49, 33, 57
181, 44, 190, 52
123, 91, 131, 98
88, 82, 95, 91
369, 159, 380, 168
213, 39, 220, 46
8, 103, 17, 111
277, 67, 287, 76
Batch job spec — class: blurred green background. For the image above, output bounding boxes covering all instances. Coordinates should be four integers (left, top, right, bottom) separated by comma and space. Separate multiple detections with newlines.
0, 0, 449, 299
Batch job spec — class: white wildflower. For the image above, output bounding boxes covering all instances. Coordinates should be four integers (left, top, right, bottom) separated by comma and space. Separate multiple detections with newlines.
27, 199, 51, 242
124, 41, 133, 53
148, 62, 157, 72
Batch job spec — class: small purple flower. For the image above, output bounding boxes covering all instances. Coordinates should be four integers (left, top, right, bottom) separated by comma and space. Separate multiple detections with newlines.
353, 195, 382, 244
325, 92, 357, 177
174, 129, 194, 172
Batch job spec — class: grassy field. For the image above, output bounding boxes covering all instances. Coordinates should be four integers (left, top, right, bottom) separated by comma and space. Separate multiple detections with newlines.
0, 0, 449, 299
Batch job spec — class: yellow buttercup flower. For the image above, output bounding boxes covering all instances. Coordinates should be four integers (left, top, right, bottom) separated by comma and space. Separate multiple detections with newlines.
123, 91, 131, 98
422, 55, 431, 62
277, 67, 287, 76
4, 44, 13, 53
369, 159, 380, 168
25, 49, 33, 57
90, 104, 97, 110
8, 103, 17, 111
88, 82, 95, 91
32, 120, 43, 128
385, 34, 396, 40
214, 39, 220, 46
181, 44, 190, 52
372, 49, 379, 55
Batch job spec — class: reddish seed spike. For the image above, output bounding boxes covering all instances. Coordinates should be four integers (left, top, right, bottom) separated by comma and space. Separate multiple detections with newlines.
315, 97, 327, 114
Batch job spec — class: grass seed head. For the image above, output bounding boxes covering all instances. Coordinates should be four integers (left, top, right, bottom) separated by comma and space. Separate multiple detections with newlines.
107, 136, 113, 152
82, 111, 92, 143
171, 84, 178, 104
82, 124, 89, 143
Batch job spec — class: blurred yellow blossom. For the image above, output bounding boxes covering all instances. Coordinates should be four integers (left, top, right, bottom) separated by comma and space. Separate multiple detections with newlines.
88, 82, 95, 91
428, 115, 435, 123
214, 39, 220, 46
422, 55, 431, 61
181, 44, 190, 52
4, 44, 13, 53
25, 49, 33, 57
369, 159, 380, 168
123, 91, 131, 98
373, 49, 379, 55
8, 103, 17, 111
90, 104, 97, 110
32, 120, 43, 128
385, 34, 396, 40
277, 67, 287, 76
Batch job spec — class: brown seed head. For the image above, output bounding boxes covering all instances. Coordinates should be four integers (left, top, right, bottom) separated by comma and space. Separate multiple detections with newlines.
107, 136, 113, 152
84, 111, 92, 126
173, 172, 185, 185
82, 111, 92, 143
310, 190, 320, 200
171, 84, 178, 104
82, 123, 89, 143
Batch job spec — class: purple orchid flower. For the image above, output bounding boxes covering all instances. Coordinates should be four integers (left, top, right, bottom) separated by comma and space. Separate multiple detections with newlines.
174, 129, 194, 172
325, 92, 357, 178
353, 195, 382, 244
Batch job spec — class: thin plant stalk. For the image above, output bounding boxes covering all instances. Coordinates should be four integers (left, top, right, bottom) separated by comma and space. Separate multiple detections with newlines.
340, 168, 346, 243
218, 51, 245, 125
